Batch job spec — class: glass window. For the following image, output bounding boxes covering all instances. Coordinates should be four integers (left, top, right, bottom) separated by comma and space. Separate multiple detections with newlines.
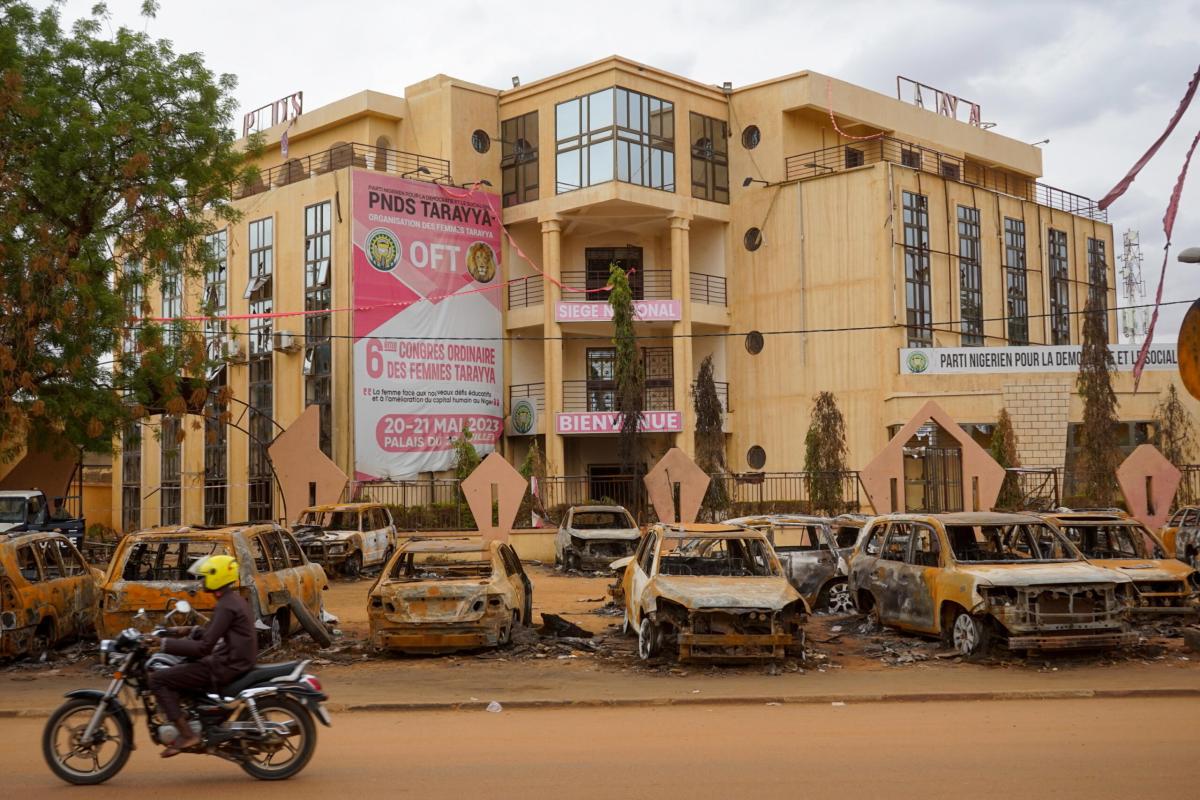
586, 348, 616, 412
160, 416, 182, 526
305, 201, 333, 458
247, 218, 274, 521
121, 258, 143, 367
202, 230, 228, 526
689, 112, 729, 203
1049, 229, 1071, 345
1004, 218, 1029, 345
160, 253, 183, 348
501, 111, 539, 207
903, 191, 932, 347
121, 423, 141, 533
556, 86, 674, 194
957, 206, 983, 346
1088, 238, 1109, 338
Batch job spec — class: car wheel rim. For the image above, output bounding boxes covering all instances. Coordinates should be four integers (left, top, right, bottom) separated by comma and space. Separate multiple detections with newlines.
953, 615, 977, 655
827, 584, 854, 614
638, 620, 655, 660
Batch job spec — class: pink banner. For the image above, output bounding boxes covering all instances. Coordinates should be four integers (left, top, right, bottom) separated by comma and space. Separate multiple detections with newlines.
556, 411, 682, 435
555, 300, 681, 323
352, 171, 503, 479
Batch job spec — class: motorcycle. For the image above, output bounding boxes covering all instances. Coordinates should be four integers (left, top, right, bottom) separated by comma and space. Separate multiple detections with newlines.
41, 600, 332, 784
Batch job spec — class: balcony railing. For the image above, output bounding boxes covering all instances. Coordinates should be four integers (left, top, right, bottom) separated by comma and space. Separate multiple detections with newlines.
509, 382, 545, 412
234, 142, 452, 200
690, 380, 730, 413
562, 380, 675, 413
784, 136, 1106, 221
507, 275, 544, 309
689, 272, 727, 306
560, 269, 672, 301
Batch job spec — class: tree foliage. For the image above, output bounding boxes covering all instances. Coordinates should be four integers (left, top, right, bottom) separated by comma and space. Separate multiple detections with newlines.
518, 438, 546, 481
0, 1, 249, 462
990, 408, 1022, 509
608, 264, 644, 474
452, 421, 481, 482
803, 391, 847, 514
693, 355, 728, 520
1153, 383, 1196, 467
1074, 288, 1120, 505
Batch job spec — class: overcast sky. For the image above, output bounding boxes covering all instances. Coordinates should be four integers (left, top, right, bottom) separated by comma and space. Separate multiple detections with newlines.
44, 0, 1200, 343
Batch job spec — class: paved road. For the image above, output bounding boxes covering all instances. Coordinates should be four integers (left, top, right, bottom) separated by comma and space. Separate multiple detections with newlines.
6, 698, 1193, 798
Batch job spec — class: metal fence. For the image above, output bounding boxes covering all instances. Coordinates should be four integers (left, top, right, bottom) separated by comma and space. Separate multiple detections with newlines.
688, 272, 727, 305
998, 468, 1061, 512
560, 269, 673, 300
234, 142, 452, 200
507, 275, 544, 309
783, 136, 1106, 221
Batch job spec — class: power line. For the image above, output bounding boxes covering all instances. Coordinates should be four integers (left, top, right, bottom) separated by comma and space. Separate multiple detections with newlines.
119, 298, 1195, 344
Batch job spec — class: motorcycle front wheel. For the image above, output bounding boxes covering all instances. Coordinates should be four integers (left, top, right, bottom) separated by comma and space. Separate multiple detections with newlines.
237, 696, 317, 781
42, 698, 132, 785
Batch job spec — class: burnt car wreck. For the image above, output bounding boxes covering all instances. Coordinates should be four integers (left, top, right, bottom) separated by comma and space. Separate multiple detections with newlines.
618, 523, 807, 662
555, 505, 641, 572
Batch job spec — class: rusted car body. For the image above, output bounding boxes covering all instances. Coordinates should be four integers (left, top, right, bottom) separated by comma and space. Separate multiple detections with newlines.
618, 523, 807, 662
0, 532, 102, 657
1164, 506, 1200, 565
293, 502, 397, 577
97, 524, 329, 643
849, 513, 1138, 655
555, 505, 641, 572
368, 537, 532, 653
725, 515, 854, 613
1041, 512, 1200, 617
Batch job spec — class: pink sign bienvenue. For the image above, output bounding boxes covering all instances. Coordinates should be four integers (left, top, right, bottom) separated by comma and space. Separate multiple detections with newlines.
555, 300, 681, 323
555, 411, 683, 435
352, 170, 504, 479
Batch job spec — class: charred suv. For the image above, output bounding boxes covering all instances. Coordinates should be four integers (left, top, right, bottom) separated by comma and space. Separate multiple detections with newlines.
555, 505, 641, 572
849, 513, 1137, 655
41, 602, 330, 784
617, 523, 807, 662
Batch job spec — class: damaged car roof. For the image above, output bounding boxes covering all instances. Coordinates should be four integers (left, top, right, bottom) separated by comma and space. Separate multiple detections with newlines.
403, 538, 485, 554
658, 523, 758, 538
896, 512, 1048, 525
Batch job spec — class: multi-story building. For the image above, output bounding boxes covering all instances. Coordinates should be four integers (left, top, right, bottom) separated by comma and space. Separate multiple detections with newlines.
112, 57, 1190, 528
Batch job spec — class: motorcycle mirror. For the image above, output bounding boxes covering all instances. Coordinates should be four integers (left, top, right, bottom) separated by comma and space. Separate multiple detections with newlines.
134, 608, 147, 619
174, 599, 192, 615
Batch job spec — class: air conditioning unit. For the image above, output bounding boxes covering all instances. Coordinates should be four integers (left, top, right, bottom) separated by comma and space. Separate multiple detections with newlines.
224, 335, 247, 363
273, 329, 301, 354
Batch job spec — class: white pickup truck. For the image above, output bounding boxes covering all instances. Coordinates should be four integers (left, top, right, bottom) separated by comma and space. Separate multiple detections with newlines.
0, 490, 86, 546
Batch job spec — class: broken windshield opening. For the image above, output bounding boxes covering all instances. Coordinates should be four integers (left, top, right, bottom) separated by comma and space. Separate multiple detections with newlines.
390, 550, 492, 581
297, 510, 358, 530
571, 511, 634, 530
0, 498, 25, 523
1057, 523, 1164, 560
120, 540, 230, 581
659, 537, 781, 577
945, 523, 1075, 563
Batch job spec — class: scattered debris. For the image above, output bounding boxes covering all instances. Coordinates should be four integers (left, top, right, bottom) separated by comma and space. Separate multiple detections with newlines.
539, 613, 594, 639
486, 700, 503, 713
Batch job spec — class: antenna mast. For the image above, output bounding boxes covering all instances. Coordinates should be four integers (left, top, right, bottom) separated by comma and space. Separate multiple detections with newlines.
1119, 229, 1147, 342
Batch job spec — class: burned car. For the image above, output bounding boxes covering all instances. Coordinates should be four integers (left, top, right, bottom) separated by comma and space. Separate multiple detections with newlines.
829, 513, 872, 560
1041, 511, 1200, 617
293, 502, 397, 577
849, 513, 1138, 655
368, 537, 532, 653
98, 524, 331, 646
1164, 506, 1200, 565
725, 515, 854, 613
617, 523, 807, 662
0, 531, 102, 657
555, 505, 640, 572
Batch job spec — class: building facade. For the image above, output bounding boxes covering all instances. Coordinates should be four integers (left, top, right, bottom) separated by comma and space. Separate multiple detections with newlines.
112, 57, 1190, 529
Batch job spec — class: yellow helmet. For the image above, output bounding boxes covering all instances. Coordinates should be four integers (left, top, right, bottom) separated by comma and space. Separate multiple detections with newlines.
189, 554, 239, 591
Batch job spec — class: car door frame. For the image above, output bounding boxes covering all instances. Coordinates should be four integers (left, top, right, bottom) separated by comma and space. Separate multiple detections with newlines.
498, 543, 532, 624
897, 521, 942, 634
627, 528, 659, 624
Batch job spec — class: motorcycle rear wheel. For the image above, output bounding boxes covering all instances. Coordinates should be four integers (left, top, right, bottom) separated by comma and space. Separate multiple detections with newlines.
42, 698, 132, 785
237, 696, 317, 781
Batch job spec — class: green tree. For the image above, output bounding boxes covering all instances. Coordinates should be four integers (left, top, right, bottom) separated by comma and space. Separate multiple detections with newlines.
990, 409, 1023, 509
608, 264, 644, 475
518, 438, 547, 481
0, 1, 250, 463
1074, 287, 1121, 505
803, 391, 847, 514
693, 355, 729, 520
1153, 383, 1196, 466
452, 421, 481, 482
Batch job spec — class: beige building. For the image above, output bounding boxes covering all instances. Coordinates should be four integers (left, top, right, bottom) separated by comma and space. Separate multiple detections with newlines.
112, 56, 1192, 530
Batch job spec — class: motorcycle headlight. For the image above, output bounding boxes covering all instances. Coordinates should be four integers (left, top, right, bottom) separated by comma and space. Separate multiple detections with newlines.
98, 639, 114, 666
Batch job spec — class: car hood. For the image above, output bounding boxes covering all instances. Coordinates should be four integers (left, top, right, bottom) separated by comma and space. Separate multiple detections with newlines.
1084, 558, 1192, 582
293, 526, 354, 542
563, 528, 641, 542
650, 576, 801, 610
955, 561, 1133, 587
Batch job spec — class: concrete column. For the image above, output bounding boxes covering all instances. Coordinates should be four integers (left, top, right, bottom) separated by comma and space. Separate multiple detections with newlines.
541, 218, 565, 474
670, 215, 694, 457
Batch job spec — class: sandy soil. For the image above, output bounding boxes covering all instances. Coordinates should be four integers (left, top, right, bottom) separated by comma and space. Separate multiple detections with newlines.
12, 698, 1198, 797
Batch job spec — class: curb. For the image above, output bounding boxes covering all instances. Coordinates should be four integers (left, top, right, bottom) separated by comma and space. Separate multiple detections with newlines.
5, 686, 1198, 719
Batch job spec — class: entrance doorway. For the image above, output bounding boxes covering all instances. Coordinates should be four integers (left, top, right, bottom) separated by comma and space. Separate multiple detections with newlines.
587, 464, 637, 509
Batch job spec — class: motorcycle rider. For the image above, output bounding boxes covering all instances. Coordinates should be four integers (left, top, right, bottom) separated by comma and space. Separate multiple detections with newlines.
148, 554, 257, 757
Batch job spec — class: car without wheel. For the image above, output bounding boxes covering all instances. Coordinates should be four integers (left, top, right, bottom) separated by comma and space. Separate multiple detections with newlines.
1040, 511, 1200, 617
293, 502, 397, 578
1165, 506, 1200, 567
0, 531, 103, 657
725, 515, 855, 614
368, 537, 533, 654
616, 522, 807, 662
555, 505, 641, 572
97, 524, 332, 647
848, 512, 1138, 656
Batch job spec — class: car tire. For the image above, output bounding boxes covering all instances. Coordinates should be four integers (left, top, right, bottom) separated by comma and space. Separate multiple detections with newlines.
821, 580, 856, 615
342, 551, 363, 579
949, 611, 990, 657
288, 596, 333, 648
564, 551, 579, 572
637, 618, 661, 661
